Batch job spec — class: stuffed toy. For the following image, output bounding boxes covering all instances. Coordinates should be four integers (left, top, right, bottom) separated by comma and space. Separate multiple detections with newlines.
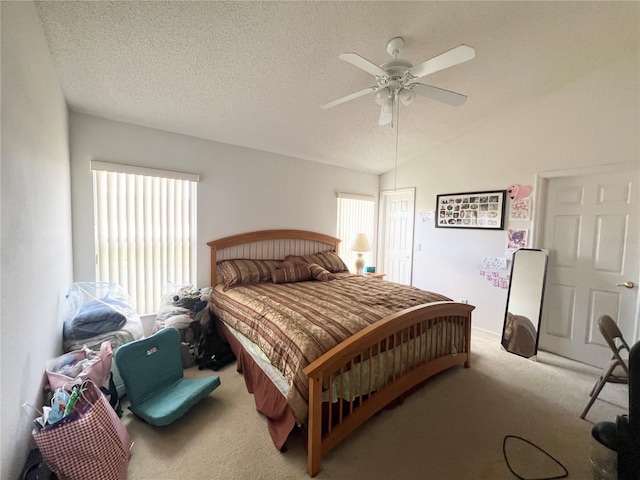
507, 184, 532, 201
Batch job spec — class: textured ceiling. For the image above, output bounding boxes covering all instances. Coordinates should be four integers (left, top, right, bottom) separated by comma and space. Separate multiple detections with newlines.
35, 1, 639, 175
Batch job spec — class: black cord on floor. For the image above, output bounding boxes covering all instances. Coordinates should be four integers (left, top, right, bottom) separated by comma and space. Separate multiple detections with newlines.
503, 435, 569, 480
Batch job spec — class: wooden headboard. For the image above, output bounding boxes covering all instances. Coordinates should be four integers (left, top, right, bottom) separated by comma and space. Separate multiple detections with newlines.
207, 229, 341, 286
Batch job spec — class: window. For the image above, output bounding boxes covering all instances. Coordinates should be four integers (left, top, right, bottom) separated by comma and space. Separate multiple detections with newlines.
336, 193, 376, 272
91, 161, 198, 314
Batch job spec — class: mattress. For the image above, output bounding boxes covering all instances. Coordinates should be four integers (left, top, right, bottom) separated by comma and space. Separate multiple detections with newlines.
209, 273, 451, 422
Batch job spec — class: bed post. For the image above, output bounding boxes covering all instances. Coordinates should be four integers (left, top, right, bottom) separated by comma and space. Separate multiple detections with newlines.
210, 245, 218, 287
307, 374, 323, 477
465, 318, 472, 368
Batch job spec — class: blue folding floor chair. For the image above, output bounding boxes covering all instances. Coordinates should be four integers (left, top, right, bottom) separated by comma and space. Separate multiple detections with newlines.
114, 327, 221, 426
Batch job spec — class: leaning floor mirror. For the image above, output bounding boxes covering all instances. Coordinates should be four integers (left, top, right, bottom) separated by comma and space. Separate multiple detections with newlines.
501, 248, 549, 359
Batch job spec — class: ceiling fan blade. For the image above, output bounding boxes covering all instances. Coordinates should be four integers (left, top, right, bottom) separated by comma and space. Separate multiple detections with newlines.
408, 44, 475, 79
320, 86, 378, 109
339, 53, 388, 77
410, 83, 468, 106
378, 96, 393, 126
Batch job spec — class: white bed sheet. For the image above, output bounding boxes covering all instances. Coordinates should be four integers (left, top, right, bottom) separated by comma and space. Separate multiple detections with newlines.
224, 323, 291, 397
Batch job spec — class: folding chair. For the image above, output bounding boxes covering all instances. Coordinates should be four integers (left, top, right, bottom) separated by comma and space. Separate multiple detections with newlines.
580, 315, 630, 419
114, 327, 221, 426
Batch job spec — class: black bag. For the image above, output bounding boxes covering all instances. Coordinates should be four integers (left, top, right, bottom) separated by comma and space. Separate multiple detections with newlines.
99, 371, 122, 418
196, 314, 235, 371
19, 448, 57, 480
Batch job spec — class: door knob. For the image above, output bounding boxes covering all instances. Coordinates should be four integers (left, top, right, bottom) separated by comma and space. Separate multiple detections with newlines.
615, 281, 635, 289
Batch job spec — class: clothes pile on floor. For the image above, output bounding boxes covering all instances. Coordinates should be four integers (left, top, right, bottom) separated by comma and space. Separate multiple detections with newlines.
153, 284, 234, 370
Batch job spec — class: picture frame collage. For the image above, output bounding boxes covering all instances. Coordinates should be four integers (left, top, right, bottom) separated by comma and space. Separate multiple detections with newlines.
436, 190, 507, 230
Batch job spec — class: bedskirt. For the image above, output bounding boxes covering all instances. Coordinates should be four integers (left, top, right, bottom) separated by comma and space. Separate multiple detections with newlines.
217, 319, 297, 450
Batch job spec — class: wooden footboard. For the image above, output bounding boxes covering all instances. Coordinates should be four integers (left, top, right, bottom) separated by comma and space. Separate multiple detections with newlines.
303, 301, 474, 477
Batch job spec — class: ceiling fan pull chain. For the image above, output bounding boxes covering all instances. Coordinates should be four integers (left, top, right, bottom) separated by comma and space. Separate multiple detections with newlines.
394, 98, 400, 191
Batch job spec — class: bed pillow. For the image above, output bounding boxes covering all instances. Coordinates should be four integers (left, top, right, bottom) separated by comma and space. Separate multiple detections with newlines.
282, 256, 308, 268
308, 263, 336, 282
302, 251, 349, 273
272, 265, 312, 284
218, 259, 282, 290
283, 251, 348, 273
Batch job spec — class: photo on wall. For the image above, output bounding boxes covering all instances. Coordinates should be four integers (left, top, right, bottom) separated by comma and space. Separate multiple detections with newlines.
506, 228, 529, 259
507, 228, 528, 249
435, 190, 507, 230
509, 198, 531, 220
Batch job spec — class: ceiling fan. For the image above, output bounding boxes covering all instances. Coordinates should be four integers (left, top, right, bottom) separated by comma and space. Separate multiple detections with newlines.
321, 37, 475, 125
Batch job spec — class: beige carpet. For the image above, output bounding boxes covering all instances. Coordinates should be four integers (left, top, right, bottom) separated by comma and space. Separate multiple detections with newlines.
122, 330, 627, 480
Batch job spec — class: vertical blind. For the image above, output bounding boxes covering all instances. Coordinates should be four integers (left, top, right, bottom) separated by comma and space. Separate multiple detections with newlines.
336, 193, 376, 272
91, 161, 198, 314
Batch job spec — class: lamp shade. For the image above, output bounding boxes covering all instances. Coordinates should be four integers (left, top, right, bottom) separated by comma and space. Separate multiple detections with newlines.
350, 233, 371, 253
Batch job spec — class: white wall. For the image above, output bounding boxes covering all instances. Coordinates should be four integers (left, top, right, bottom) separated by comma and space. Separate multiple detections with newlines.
0, 3, 73, 478
69, 113, 380, 290
381, 52, 639, 335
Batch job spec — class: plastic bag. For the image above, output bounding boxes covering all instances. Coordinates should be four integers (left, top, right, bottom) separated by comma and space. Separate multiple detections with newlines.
45, 341, 113, 391
156, 283, 193, 328
19, 448, 56, 480
63, 282, 143, 343
153, 283, 209, 332
154, 283, 212, 367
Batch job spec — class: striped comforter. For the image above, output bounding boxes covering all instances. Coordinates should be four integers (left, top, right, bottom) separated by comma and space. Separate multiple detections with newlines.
209, 273, 451, 422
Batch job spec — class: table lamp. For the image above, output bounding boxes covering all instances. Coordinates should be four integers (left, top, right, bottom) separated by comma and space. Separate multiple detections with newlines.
350, 233, 371, 275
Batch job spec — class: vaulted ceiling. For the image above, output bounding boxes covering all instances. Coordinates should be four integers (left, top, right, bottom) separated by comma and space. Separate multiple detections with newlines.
35, 1, 639, 174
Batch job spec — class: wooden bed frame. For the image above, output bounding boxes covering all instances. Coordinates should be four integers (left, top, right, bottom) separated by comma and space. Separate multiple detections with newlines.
208, 229, 474, 477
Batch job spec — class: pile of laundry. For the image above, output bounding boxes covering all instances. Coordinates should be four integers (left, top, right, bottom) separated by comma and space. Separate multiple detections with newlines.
153, 284, 212, 367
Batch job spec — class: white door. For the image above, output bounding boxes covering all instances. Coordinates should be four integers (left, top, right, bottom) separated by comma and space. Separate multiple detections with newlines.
537, 166, 639, 367
380, 189, 415, 285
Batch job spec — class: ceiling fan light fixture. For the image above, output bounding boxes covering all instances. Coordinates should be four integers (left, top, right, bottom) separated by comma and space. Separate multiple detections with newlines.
398, 88, 415, 106
381, 95, 394, 114
374, 87, 391, 105
378, 95, 394, 126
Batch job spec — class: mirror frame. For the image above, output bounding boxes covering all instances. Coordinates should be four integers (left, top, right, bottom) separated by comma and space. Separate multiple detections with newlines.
501, 248, 549, 359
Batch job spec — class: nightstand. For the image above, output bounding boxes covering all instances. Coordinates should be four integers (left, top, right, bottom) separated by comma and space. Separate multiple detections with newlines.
363, 273, 385, 280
